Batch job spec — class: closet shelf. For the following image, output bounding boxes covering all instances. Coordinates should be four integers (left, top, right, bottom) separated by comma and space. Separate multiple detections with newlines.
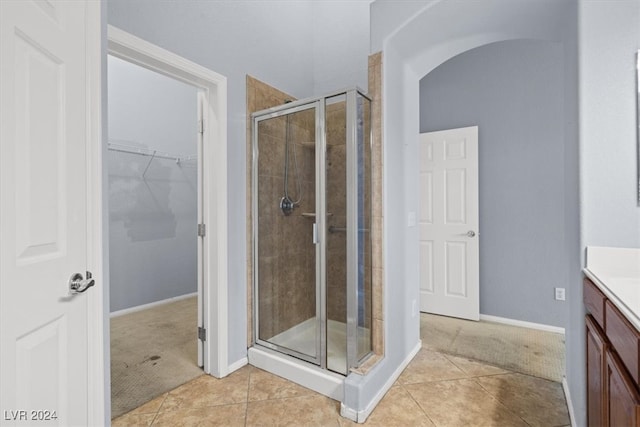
108, 140, 196, 164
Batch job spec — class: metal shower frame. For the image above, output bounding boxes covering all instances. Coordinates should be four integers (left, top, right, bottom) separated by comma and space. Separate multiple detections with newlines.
251, 87, 373, 374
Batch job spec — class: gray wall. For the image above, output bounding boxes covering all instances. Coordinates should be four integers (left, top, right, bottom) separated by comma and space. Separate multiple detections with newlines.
420, 40, 567, 327
368, 0, 578, 419
571, 0, 640, 422
580, 0, 640, 247
311, 0, 372, 95
108, 0, 371, 366
108, 0, 315, 364
108, 55, 198, 312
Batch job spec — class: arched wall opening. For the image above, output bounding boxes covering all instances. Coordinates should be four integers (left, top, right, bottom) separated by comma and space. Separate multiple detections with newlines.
419, 39, 567, 328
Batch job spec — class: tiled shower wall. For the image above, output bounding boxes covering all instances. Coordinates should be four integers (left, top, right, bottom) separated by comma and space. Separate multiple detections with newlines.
325, 101, 347, 323
247, 76, 316, 340
369, 52, 384, 356
247, 50, 384, 359
246, 76, 294, 344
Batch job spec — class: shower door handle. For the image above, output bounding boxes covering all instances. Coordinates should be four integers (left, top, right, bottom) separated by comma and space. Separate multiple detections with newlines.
312, 223, 319, 244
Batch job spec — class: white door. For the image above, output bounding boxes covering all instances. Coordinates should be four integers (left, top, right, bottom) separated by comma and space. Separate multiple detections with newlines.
1, 1, 101, 425
419, 127, 479, 321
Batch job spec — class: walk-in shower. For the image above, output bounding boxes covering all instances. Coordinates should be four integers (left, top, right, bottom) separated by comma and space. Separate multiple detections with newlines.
251, 88, 373, 375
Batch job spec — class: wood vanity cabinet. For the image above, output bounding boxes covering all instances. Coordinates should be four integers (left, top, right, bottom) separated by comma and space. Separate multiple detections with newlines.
584, 277, 640, 427
607, 350, 640, 426
587, 314, 608, 426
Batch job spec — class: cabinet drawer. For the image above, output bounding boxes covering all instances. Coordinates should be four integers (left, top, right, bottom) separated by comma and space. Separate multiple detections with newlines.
584, 278, 606, 329
606, 300, 640, 386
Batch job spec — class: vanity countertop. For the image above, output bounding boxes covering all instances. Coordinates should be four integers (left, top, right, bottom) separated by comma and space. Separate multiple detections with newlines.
584, 246, 640, 330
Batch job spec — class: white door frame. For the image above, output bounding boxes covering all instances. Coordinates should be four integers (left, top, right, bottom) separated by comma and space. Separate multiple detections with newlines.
86, 3, 105, 425
106, 26, 229, 378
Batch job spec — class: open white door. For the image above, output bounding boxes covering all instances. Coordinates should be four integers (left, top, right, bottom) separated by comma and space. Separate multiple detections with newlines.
0, 1, 103, 425
419, 127, 479, 321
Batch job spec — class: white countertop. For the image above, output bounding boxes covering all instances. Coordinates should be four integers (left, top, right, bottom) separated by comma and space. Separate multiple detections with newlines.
584, 246, 640, 330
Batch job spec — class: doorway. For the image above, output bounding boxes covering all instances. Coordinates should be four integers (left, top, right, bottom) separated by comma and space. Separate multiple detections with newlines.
107, 53, 203, 418
106, 25, 229, 418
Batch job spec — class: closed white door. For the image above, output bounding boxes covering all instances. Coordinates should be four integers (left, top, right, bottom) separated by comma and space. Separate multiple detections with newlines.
419, 127, 479, 321
1, 1, 99, 425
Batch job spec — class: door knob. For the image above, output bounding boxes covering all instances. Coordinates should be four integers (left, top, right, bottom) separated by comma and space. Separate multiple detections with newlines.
69, 272, 95, 294
466, 230, 476, 237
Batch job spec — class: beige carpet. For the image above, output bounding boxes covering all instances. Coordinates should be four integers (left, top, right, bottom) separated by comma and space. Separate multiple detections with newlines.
110, 296, 203, 419
420, 312, 565, 382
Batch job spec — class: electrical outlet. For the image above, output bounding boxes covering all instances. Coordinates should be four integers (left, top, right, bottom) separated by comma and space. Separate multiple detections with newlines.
555, 287, 566, 301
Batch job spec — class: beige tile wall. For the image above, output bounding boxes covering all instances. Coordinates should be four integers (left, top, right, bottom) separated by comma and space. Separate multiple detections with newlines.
325, 101, 347, 323
369, 52, 384, 357
246, 53, 384, 362
247, 76, 317, 342
246, 76, 300, 345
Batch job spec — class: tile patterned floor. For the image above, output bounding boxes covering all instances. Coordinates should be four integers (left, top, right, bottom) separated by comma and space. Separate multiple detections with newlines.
113, 348, 570, 427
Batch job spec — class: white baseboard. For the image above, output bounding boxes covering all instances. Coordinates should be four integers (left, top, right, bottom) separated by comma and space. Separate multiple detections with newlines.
479, 314, 565, 334
562, 377, 576, 427
110, 292, 197, 318
227, 357, 248, 374
340, 340, 422, 423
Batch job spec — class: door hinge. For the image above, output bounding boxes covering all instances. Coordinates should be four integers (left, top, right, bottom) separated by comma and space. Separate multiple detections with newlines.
197, 223, 206, 237
198, 119, 205, 134
198, 326, 206, 341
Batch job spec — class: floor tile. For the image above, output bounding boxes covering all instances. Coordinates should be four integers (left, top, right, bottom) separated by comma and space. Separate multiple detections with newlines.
398, 348, 468, 385
248, 367, 315, 401
112, 412, 156, 427
405, 378, 528, 427
160, 367, 250, 411
128, 393, 167, 415
152, 403, 246, 427
475, 373, 570, 427
339, 386, 435, 427
443, 354, 509, 377
246, 394, 341, 427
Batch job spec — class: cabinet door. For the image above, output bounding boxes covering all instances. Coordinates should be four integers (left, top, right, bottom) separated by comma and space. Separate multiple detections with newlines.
587, 315, 608, 427
607, 350, 640, 426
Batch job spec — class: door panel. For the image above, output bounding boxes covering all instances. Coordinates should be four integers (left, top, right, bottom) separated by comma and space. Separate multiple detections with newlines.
444, 169, 467, 224
419, 127, 479, 321
1, 1, 93, 424
445, 241, 467, 297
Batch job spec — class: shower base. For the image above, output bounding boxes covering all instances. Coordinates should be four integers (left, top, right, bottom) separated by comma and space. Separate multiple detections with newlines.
268, 318, 371, 375
248, 344, 344, 401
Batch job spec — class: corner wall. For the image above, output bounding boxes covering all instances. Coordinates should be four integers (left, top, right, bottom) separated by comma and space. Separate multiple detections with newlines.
574, 0, 640, 423
579, 0, 640, 248
368, 0, 578, 418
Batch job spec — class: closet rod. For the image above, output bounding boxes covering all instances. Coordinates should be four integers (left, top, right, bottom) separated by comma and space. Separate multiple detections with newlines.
107, 141, 196, 163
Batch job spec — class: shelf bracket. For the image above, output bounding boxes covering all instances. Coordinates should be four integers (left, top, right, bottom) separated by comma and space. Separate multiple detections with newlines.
141, 150, 157, 179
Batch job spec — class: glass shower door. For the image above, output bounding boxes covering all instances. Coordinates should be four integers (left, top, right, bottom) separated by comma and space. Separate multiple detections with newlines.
253, 102, 321, 365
